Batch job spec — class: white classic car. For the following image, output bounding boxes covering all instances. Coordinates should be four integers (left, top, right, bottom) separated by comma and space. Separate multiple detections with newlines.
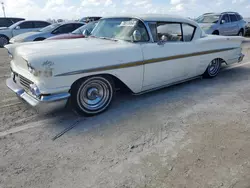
5, 15, 245, 115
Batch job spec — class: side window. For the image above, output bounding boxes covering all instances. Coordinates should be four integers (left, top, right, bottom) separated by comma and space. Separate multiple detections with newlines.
148, 23, 158, 42
182, 24, 196, 42
73, 23, 84, 30
156, 23, 182, 42
221, 14, 230, 23
134, 21, 149, 42
34, 21, 50, 28
229, 14, 237, 22
19, 21, 33, 29
235, 14, 243, 21
53, 24, 76, 34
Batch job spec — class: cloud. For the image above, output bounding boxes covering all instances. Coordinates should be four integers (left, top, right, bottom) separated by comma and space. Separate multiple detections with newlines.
0, 0, 249, 20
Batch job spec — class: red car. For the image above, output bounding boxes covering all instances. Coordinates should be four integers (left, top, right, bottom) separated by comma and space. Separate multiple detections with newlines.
46, 21, 98, 40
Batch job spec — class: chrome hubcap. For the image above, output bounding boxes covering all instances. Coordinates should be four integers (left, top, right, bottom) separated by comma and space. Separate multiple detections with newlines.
208, 59, 220, 76
77, 78, 112, 112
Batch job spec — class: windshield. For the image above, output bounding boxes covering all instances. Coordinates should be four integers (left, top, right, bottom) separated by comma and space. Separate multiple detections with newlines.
91, 18, 149, 42
196, 15, 220, 23
39, 23, 61, 32
72, 22, 97, 34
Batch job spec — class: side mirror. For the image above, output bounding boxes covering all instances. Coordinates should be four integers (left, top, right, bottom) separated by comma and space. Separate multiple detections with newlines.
82, 29, 90, 37
132, 30, 141, 42
221, 20, 225, 24
15, 26, 20, 30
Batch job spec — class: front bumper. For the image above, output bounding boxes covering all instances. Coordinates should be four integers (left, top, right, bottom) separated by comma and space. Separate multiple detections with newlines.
6, 77, 70, 107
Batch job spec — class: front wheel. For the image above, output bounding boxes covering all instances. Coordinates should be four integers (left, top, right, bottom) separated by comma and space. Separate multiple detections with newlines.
203, 59, 222, 78
238, 30, 244, 36
71, 76, 114, 116
0, 35, 9, 47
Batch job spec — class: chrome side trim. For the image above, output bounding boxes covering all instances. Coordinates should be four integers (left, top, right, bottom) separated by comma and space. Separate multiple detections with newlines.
6, 78, 70, 106
134, 76, 202, 95
55, 47, 238, 77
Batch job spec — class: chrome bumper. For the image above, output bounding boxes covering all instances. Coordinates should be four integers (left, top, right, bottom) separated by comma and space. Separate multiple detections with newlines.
238, 53, 245, 63
6, 78, 70, 107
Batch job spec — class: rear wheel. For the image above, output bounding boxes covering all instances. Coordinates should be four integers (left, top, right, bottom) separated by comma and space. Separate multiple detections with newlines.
71, 76, 114, 116
203, 59, 222, 78
0, 35, 9, 47
212, 30, 219, 35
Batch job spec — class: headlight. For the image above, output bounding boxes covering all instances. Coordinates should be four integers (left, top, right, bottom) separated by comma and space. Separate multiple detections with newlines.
26, 62, 38, 76
30, 84, 41, 98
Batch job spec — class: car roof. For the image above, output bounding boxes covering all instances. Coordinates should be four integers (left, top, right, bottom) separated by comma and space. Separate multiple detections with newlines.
16, 20, 50, 24
102, 14, 199, 27
0, 17, 25, 19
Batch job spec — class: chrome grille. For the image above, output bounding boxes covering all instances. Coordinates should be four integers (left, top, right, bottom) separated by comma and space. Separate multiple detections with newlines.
19, 75, 33, 90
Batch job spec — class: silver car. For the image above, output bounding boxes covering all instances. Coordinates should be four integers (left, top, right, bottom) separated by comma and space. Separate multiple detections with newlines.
9, 22, 85, 44
0, 20, 50, 47
196, 12, 247, 36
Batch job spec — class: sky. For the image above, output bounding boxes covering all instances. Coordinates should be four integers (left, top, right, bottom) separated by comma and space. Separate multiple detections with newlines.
1, 0, 250, 20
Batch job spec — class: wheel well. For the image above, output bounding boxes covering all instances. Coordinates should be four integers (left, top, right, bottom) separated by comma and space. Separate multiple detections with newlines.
34, 37, 45, 41
239, 28, 244, 34
0, 34, 9, 40
212, 30, 219, 35
213, 58, 226, 64
70, 74, 132, 93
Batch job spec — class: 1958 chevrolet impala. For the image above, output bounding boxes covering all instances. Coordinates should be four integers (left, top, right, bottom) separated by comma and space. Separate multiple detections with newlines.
5, 14, 245, 115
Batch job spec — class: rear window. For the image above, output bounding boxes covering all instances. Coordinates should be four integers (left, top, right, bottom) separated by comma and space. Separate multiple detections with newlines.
0, 18, 12, 27
229, 14, 238, 22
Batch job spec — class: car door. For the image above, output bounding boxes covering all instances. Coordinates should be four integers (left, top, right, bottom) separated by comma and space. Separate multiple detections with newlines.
12, 21, 35, 36
219, 14, 232, 35
142, 22, 198, 90
228, 14, 239, 35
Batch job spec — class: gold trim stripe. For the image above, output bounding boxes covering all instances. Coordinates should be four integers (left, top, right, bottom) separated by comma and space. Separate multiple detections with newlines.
55, 47, 237, 77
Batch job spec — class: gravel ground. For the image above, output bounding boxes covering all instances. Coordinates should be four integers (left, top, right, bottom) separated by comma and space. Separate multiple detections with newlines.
0, 44, 250, 188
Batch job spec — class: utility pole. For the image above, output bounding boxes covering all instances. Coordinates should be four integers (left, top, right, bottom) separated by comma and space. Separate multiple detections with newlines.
1, 2, 6, 17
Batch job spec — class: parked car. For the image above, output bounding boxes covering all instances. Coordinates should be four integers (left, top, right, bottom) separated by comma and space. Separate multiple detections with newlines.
245, 18, 250, 36
5, 15, 245, 116
46, 21, 98, 40
196, 12, 247, 36
0, 17, 25, 27
9, 22, 85, 44
79, 16, 101, 23
0, 20, 51, 47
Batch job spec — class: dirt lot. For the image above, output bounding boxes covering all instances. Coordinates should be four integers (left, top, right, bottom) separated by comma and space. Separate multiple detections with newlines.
1, 45, 250, 188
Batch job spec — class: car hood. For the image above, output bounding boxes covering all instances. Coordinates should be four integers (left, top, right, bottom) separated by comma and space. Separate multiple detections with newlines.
47, 33, 84, 40
6, 37, 131, 57
12, 31, 42, 40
